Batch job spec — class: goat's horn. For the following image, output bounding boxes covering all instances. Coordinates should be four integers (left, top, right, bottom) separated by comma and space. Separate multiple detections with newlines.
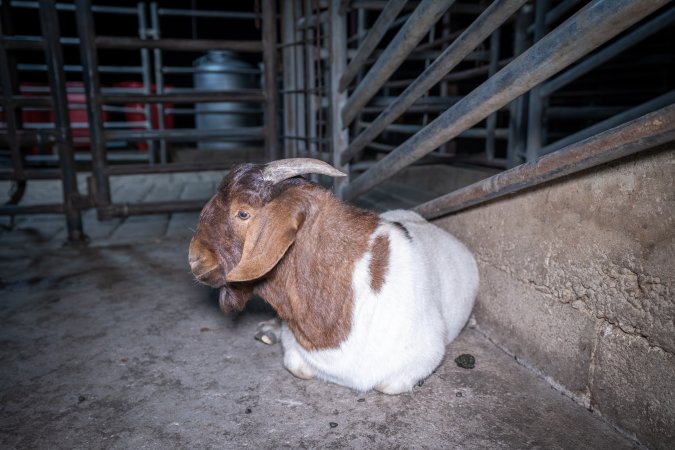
262, 158, 346, 184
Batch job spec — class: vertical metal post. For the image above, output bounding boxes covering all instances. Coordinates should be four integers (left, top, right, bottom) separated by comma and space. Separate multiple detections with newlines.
282, 0, 297, 158
39, 0, 85, 240
525, 0, 549, 162
75, 0, 112, 212
303, 0, 318, 165
138, 2, 155, 163
0, 8, 24, 180
329, 0, 348, 196
485, 27, 501, 161
507, 5, 531, 168
262, 0, 280, 161
150, 2, 167, 164
294, 0, 307, 158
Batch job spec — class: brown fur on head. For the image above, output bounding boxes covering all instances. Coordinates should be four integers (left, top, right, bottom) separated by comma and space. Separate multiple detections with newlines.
188, 159, 347, 315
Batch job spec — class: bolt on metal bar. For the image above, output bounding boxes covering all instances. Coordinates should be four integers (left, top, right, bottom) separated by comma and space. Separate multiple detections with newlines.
414, 104, 675, 220
341, 0, 455, 128
341, 0, 526, 165
540, 89, 675, 155
39, 0, 85, 240
343, 0, 671, 201
338, 0, 407, 92
540, 4, 675, 98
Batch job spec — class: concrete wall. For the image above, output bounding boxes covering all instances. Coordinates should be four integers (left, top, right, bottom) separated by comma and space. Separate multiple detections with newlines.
433, 147, 674, 449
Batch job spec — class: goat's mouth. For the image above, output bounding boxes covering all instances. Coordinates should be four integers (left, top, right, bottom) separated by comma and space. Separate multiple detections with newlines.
192, 264, 222, 285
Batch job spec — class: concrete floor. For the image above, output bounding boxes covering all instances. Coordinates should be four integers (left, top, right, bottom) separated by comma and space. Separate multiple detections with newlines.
0, 176, 638, 449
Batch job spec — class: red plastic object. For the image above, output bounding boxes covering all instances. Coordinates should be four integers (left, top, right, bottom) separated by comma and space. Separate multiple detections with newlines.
113, 81, 175, 151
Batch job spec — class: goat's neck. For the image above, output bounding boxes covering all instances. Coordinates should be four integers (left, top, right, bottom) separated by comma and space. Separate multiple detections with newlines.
256, 194, 379, 351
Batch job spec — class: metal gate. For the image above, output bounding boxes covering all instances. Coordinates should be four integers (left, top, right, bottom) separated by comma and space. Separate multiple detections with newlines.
2, 0, 674, 242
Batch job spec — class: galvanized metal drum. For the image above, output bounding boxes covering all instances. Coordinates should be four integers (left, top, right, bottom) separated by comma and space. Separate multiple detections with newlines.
193, 50, 260, 150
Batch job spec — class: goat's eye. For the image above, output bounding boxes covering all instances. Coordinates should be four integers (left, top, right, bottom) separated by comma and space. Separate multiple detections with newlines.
237, 210, 250, 220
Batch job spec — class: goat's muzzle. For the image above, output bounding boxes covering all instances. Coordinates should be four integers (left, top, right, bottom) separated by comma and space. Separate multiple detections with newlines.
188, 239, 223, 286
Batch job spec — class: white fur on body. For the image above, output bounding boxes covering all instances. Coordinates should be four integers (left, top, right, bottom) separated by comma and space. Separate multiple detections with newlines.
280, 209, 479, 394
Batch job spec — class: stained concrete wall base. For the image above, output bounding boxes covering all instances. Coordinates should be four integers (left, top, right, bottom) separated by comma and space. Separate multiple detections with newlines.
435, 147, 675, 449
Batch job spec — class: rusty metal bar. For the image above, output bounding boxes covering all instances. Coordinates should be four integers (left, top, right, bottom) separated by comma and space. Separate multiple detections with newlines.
98, 199, 208, 219
39, 0, 85, 240
540, 4, 675, 98
329, 0, 349, 196
75, 0, 111, 209
338, 0, 407, 92
0, 12, 24, 180
99, 90, 265, 104
104, 161, 248, 176
262, 0, 280, 160
94, 36, 263, 52
105, 127, 264, 142
414, 104, 675, 219
540, 90, 675, 155
341, 0, 526, 165
342, 0, 671, 201
525, 0, 550, 162
0, 203, 67, 215
282, 0, 298, 157
341, 0, 455, 127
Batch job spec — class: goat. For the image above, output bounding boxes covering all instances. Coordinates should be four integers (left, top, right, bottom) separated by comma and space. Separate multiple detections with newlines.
188, 158, 478, 394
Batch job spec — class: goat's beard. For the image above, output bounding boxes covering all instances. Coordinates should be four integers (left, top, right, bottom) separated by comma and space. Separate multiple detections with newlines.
218, 285, 250, 313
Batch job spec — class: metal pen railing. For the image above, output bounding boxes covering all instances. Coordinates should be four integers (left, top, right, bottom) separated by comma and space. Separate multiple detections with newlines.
1, 0, 279, 238
279, 0, 673, 216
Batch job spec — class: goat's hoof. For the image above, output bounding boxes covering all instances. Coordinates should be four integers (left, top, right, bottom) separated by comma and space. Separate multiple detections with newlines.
255, 330, 278, 345
254, 317, 281, 345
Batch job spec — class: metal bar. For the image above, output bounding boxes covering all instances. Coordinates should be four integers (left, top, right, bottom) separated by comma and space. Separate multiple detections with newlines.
262, 0, 280, 161
0, 168, 63, 180
138, 2, 154, 164
94, 36, 264, 53
105, 127, 264, 142
11, 1, 138, 14
485, 28, 501, 161
104, 161, 248, 176
338, 0, 407, 92
341, 0, 525, 165
414, 104, 675, 219
525, 0, 550, 162
0, 203, 66, 215
149, 2, 167, 164
157, 8, 259, 20
329, 0, 349, 196
99, 90, 266, 104
282, 0, 297, 158
75, 0, 111, 209
540, 4, 675, 97
384, 58, 512, 88
540, 90, 675, 155
343, 0, 671, 200
98, 199, 209, 219
341, 0, 455, 127
17, 63, 144, 74
39, 0, 85, 240
0, 10, 24, 179
293, 0, 307, 158
507, 5, 531, 168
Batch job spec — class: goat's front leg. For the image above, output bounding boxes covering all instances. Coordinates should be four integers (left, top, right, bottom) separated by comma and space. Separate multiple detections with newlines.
280, 323, 316, 380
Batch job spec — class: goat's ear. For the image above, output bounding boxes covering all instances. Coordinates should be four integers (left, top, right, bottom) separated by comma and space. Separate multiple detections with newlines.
226, 192, 306, 283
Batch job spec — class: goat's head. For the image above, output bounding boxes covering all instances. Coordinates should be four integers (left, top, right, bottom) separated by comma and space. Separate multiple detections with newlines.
188, 158, 345, 312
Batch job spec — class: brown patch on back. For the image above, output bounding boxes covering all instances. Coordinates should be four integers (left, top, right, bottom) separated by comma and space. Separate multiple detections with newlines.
369, 235, 390, 293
